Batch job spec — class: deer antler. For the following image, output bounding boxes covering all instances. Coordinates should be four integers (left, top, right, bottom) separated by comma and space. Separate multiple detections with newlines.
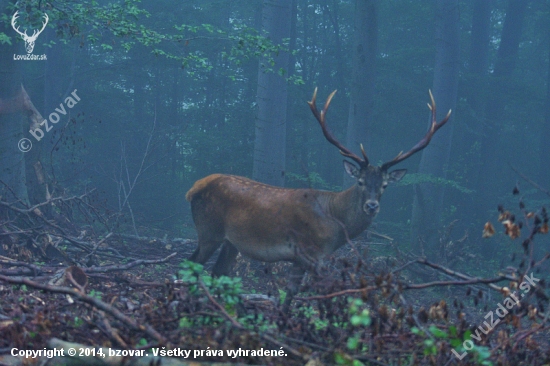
380, 90, 451, 171
11, 11, 26, 38
308, 88, 369, 167
34, 13, 49, 39
11, 12, 48, 40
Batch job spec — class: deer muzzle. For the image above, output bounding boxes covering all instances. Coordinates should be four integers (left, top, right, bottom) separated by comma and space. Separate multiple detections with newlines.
364, 200, 380, 215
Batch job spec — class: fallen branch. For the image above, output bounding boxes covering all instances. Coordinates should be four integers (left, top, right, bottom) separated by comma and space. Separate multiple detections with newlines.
85, 252, 177, 273
295, 286, 375, 301
415, 258, 514, 292
0, 259, 43, 276
0, 274, 167, 344
404, 276, 508, 290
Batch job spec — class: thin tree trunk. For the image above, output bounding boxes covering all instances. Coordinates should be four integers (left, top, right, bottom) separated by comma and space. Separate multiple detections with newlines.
463, 0, 491, 222
253, 0, 292, 186
469, 0, 491, 76
0, 1, 28, 205
345, 0, 378, 186
323, 0, 345, 91
410, 0, 459, 255
477, 0, 528, 207
285, 0, 298, 174
542, 24, 550, 186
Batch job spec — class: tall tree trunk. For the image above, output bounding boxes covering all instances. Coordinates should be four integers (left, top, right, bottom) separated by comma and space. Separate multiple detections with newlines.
462, 0, 492, 222
410, 0, 459, 256
0, 1, 28, 205
543, 23, 550, 186
323, 0, 346, 91
477, 0, 528, 210
285, 0, 298, 174
344, 0, 378, 186
469, 0, 491, 76
253, 0, 292, 186
31, 27, 70, 205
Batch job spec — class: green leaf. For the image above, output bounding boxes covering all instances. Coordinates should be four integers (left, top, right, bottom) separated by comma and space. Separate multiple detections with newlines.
347, 336, 359, 350
450, 338, 463, 348
429, 325, 448, 338
278, 289, 287, 305
449, 325, 458, 337
0, 33, 12, 45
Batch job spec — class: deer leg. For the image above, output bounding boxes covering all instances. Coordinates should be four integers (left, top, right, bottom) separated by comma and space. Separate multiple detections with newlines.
189, 236, 223, 265
212, 240, 239, 276
282, 263, 306, 313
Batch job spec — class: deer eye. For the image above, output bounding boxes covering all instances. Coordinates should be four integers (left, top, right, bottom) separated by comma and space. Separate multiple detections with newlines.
358, 180, 365, 186
382, 183, 388, 189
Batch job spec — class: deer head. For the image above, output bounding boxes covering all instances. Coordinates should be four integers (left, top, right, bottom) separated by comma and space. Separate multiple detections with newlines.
12, 11, 49, 54
308, 88, 451, 218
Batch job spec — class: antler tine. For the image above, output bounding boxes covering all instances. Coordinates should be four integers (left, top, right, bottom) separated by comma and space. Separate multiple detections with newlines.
30, 13, 48, 39
308, 88, 368, 167
380, 89, 451, 171
11, 11, 26, 37
36, 13, 48, 35
360, 144, 368, 163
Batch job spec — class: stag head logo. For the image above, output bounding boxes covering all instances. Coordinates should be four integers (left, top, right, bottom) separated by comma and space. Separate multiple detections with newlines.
11, 11, 48, 54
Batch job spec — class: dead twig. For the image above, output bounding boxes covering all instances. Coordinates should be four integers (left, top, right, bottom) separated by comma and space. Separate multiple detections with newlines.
85, 252, 177, 273
404, 276, 508, 290
83, 232, 113, 259
416, 258, 514, 292
510, 165, 550, 197
295, 286, 375, 301
0, 274, 167, 344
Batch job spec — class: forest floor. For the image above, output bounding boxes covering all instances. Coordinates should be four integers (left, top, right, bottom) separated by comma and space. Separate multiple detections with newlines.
0, 230, 549, 366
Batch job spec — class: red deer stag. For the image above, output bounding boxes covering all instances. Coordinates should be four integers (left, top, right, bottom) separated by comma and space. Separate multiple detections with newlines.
186, 88, 451, 309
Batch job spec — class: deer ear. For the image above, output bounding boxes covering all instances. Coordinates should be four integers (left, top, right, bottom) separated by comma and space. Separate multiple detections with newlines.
388, 169, 407, 183
343, 160, 360, 178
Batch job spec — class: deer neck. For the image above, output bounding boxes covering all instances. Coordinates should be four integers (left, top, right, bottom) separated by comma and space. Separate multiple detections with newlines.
329, 185, 372, 239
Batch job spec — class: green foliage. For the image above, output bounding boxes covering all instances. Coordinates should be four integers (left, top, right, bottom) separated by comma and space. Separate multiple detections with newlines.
334, 352, 365, 366
330, 298, 373, 364
399, 173, 474, 194
72, 317, 84, 327
428, 325, 448, 338
0, 32, 11, 45
411, 326, 493, 365
89, 290, 103, 300
278, 289, 287, 305
286, 171, 340, 190
220, 24, 287, 69
411, 327, 442, 356
348, 299, 371, 327
177, 261, 204, 292
204, 274, 243, 307
302, 306, 329, 330
178, 317, 192, 328
177, 261, 274, 330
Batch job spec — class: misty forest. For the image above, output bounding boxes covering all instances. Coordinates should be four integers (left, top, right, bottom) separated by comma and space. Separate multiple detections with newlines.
0, 0, 549, 365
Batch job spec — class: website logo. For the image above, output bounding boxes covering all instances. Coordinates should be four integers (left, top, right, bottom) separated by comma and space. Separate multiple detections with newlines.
11, 11, 48, 60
